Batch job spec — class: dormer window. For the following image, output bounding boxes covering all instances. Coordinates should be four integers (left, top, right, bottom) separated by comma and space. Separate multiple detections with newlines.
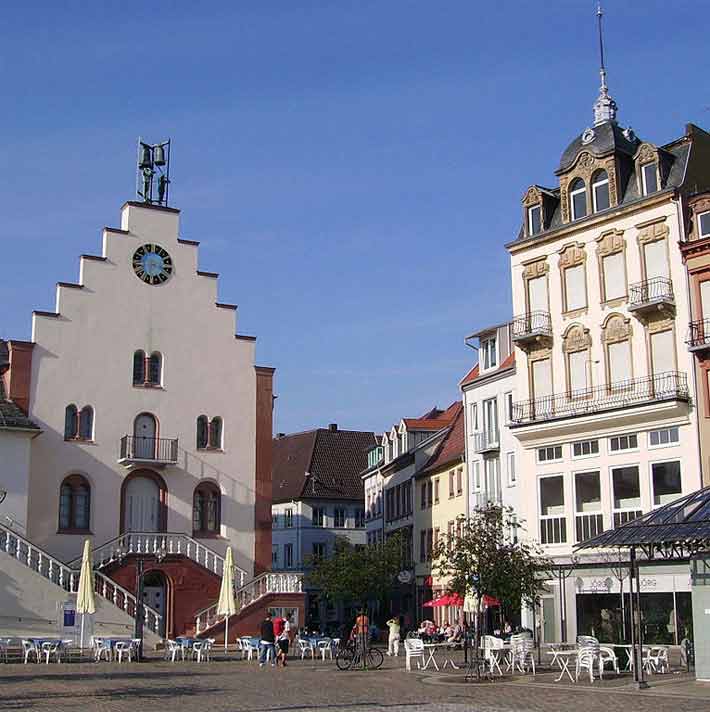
570, 178, 587, 220
641, 162, 658, 195
698, 211, 710, 240
481, 336, 497, 370
591, 170, 610, 212
527, 205, 542, 236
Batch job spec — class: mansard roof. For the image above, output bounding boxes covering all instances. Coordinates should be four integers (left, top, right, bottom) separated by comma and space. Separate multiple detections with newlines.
557, 121, 639, 174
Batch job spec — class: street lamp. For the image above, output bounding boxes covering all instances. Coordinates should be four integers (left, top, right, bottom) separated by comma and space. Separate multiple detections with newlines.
0, 489, 7, 505
556, 557, 578, 643
114, 544, 167, 661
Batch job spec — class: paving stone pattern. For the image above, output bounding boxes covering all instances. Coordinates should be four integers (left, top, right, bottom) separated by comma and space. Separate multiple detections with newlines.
1, 653, 710, 712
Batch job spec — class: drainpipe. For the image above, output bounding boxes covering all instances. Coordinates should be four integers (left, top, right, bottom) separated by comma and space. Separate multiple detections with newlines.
675, 193, 705, 489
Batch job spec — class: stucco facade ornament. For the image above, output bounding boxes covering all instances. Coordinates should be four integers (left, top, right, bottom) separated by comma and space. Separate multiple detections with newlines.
562, 324, 592, 353
637, 218, 669, 245
596, 229, 625, 257
522, 186, 542, 208
602, 314, 632, 344
559, 152, 619, 223
527, 343, 552, 362
558, 242, 587, 269
635, 143, 658, 165
522, 259, 549, 280
646, 315, 675, 335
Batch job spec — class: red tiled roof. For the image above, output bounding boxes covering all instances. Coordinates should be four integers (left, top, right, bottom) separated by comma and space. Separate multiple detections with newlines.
459, 353, 515, 388
418, 403, 465, 475
403, 401, 459, 430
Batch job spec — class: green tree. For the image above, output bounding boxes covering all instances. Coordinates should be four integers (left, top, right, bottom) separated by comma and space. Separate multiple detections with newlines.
433, 504, 550, 675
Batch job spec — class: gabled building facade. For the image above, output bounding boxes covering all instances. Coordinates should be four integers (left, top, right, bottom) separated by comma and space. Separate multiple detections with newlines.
507, 76, 710, 644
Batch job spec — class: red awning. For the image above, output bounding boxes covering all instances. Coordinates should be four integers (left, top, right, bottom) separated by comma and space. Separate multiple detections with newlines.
483, 595, 501, 607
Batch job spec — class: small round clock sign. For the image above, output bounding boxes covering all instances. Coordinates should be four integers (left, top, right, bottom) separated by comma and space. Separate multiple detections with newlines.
132, 244, 173, 285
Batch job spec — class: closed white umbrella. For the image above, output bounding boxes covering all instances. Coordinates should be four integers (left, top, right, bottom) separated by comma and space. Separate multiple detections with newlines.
76, 539, 96, 650
216, 546, 237, 651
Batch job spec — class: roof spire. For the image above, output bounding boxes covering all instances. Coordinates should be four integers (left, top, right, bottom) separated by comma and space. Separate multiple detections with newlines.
593, 2, 617, 126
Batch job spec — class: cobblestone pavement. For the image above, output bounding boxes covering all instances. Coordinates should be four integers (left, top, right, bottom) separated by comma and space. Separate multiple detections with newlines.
1, 653, 709, 712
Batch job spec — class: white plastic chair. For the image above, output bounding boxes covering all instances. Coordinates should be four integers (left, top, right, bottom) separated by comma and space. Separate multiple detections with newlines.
575, 643, 601, 682
241, 637, 257, 661
599, 646, 619, 675
165, 639, 183, 662
512, 638, 535, 675
483, 636, 504, 676
93, 637, 111, 662
233, 637, 244, 659
404, 638, 425, 671
317, 639, 333, 661
114, 641, 134, 663
192, 639, 212, 663
42, 641, 62, 664
297, 639, 314, 661
21, 640, 38, 664
644, 646, 669, 674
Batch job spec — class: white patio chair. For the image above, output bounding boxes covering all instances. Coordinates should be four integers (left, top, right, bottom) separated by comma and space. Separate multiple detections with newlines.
404, 638, 425, 671
21, 640, 39, 664
297, 639, 314, 661
575, 643, 601, 683
482, 636, 504, 676
317, 639, 333, 661
512, 638, 535, 675
114, 641, 134, 663
240, 637, 257, 661
165, 639, 183, 662
644, 646, 669, 674
42, 641, 63, 664
233, 637, 244, 659
599, 646, 619, 675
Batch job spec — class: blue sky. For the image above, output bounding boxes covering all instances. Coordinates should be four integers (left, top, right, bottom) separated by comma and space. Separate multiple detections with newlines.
1, 1, 707, 435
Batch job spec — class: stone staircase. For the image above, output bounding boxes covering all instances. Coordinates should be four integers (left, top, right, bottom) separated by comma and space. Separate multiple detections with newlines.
0, 522, 162, 634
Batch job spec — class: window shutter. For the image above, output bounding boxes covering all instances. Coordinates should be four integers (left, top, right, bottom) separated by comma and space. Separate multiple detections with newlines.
650, 330, 675, 374
608, 341, 632, 384
644, 240, 668, 280
603, 252, 625, 300
565, 265, 586, 311
532, 359, 553, 398
527, 276, 547, 312
568, 350, 587, 392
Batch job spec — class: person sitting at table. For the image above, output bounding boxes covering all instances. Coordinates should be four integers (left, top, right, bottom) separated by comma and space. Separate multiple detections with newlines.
447, 623, 463, 645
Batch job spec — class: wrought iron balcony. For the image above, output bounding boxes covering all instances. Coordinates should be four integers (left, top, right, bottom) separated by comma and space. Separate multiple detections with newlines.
118, 435, 178, 467
511, 311, 552, 346
628, 277, 674, 315
511, 371, 689, 426
687, 319, 710, 352
472, 429, 500, 453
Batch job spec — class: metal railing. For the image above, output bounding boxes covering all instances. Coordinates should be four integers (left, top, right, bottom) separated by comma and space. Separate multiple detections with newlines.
194, 572, 304, 634
511, 371, 689, 426
472, 429, 500, 453
540, 516, 567, 545
69, 532, 249, 588
511, 311, 552, 340
628, 277, 674, 309
472, 491, 502, 510
613, 510, 643, 528
687, 319, 710, 350
575, 513, 604, 542
0, 522, 162, 633
119, 435, 178, 463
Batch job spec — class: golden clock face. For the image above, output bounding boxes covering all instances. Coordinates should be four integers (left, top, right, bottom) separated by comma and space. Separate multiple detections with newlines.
132, 244, 173, 285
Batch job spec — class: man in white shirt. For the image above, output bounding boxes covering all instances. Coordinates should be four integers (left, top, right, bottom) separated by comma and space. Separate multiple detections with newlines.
386, 616, 400, 657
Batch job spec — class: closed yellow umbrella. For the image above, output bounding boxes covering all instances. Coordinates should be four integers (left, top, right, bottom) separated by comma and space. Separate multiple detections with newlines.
76, 539, 96, 649
216, 546, 237, 651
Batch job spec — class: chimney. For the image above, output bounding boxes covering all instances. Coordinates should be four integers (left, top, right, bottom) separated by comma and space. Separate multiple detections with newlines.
276, 432, 286, 439
329, 423, 338, 432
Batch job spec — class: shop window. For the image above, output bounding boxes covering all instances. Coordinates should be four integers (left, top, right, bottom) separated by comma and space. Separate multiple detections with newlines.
192, 482, 220, 536
652, 461, 682, 506
58, 475, 91, 532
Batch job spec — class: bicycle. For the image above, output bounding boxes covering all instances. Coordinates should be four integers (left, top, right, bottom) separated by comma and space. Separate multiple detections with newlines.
335, 639, 384, 670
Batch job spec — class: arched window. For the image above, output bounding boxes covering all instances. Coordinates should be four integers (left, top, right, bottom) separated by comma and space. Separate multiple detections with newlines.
592, 170, 610, 213
148, 352, 162, 385
78, 406, 94, 440
192, 482, 221, 535
64, 404, 78, 439
602, 314, 633, 391
196, 415, 209, 449
132, 350, 146, 385
209, 417, 223, 449
569, 178, 587, 220
59, 475, 91, 532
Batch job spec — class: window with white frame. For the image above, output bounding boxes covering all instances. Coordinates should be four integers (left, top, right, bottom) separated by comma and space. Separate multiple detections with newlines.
612, 466, 642, 527
607, 339, 632, 386
472, 461, 480, 491
650, 329, 675, 375
567, 349, 589, 394
564, 264, 587, 312
569, 178, 587, 220
312, 507, 324, 527
649, 427, 680, 448
537, 445, 563, 463
506, 451, 516, 486
602, 251, 626, 301
609, 433, 638, 452
528, 204, 542, 236
481, 337, 498, 370
699, 211, 710, 239
572, 439, 599, 458
652, 461, 682, 506
574, 470, 603, 541
641, 162, 658, 196
643, 239, 669, 280
505, 392, 514, 424
539, 475, 566, 544
284, 508, 293, 528
531, 358, 553, 401
592, 170, 610, 212
469, 403, 478, 434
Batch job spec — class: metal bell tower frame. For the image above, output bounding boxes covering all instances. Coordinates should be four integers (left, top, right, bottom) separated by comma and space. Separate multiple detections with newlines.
136, 138, 172, 207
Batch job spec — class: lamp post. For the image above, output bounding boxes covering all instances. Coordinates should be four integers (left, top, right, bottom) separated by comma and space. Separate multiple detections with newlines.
556, 557, 578, 643
114, 544, 167, 661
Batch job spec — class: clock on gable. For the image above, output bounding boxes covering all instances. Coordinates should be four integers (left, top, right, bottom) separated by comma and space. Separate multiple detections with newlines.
132, 244, 173, 285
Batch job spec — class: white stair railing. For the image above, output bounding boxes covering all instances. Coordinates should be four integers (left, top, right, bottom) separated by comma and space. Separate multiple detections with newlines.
69, 531, 249, 588
0, 522, 162, 634
194, 572, 303, 635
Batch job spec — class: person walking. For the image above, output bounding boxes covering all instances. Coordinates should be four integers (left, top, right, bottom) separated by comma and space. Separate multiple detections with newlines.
259, 611, 276, 667
386, 615, 401, 657
276, 614, 292, 666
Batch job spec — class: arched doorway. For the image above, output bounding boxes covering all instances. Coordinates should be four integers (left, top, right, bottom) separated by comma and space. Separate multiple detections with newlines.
122, 471, 166, 533
142, 569, 169, 638
134, 413, 157, 459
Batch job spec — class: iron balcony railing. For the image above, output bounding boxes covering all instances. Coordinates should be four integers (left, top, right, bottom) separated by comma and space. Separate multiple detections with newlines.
511, 371, 689, 426
628, 277, 674, 310
511, 311, 552, 341
472, 429, 500, 453
119, 435, 179, 463
687, 319, 710, 351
